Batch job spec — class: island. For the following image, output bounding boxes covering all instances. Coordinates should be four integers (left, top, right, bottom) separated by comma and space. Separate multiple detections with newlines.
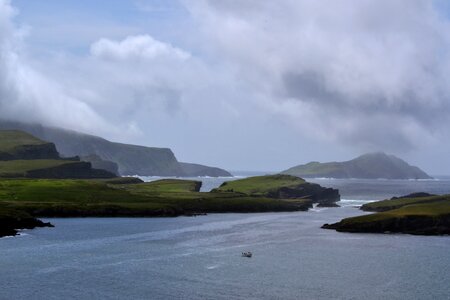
282, 152, 432, 179
322, 193, 450, 235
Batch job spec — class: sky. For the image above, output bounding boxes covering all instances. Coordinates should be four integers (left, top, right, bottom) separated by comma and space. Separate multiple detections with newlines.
1, 0, 450, 174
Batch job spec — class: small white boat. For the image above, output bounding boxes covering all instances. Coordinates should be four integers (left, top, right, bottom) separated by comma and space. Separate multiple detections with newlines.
241, 252, 252, 258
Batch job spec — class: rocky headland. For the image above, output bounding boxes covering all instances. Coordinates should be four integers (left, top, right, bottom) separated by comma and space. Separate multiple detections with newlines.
322, 193, 450, 235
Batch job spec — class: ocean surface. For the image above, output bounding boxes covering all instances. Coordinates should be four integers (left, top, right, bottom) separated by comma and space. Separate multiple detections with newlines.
1, 176, 450, 299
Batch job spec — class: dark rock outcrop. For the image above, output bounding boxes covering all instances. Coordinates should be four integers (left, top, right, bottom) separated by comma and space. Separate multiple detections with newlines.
267, 184, 340, 207
282, 152, 432, 179
322, 214, 450, 235
0, 208, 54, 238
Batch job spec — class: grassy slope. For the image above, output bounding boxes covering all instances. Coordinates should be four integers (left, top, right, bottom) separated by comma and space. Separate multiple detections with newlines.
0, 160, 79, 177
361, 194, 450, 212
0, 178, 306, 218
283, 162, 341, 176
213, 174, 306, 195
0, 130, 46, 153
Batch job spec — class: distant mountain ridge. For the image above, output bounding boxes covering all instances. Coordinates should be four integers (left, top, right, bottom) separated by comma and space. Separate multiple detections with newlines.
0, 120, 232, 177
282, 152, 432, 179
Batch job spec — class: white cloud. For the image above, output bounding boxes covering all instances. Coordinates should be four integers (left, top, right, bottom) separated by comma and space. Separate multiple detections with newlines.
91, 35, 190, 61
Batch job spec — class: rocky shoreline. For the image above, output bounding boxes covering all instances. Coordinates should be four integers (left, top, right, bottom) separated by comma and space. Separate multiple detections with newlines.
0, 209, 54, 238
322, 193, 450, 235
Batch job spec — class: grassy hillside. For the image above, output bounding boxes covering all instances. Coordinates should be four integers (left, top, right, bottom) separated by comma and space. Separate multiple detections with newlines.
0, 160, 78, 177
0, 130, 46, 152
213, 174, 306, 195
361, 194, 449, 212
0, 178, 309, 220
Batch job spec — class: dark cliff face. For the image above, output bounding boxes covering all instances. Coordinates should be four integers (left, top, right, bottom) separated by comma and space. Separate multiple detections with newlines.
25, 162, 116, 179
8, 143, 60, 160
282, 152, 432, 179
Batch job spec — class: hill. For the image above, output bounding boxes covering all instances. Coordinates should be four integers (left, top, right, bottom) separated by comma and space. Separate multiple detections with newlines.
0, 130, 115, 179
282, 152, 432, 179
0, 130, 59, 160
0, 120, 231, 177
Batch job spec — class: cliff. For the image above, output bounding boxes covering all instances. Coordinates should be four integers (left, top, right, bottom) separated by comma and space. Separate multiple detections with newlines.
0, 130, 59, 160
0, 130, 116, 179
282, 152, 432, 179
0, 120, 231, 177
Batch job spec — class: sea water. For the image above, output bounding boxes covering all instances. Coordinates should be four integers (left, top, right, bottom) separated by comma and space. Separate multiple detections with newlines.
1, 177, 450, 299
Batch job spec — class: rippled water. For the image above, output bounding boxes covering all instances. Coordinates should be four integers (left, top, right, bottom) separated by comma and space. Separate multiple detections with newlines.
1, 209, 449, 299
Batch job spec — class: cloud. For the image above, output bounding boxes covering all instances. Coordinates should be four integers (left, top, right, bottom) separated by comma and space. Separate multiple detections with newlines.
91, 35, 190, 61
0, 0, 111, 135
186, 0, 450, 151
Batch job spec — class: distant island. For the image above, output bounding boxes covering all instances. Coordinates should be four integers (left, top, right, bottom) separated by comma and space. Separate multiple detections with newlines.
282, 152, 432, 179
322, 193, 450, 235
0, 120, 232, 177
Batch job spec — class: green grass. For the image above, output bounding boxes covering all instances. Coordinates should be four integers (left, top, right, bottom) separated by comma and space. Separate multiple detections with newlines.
213, 174, 306, 195
361, 195, 450, 212
283, 162, 341, 176
0, 178, 307, 217
128, 179, 201, 193
0, 130, 47, 152
324, 196, 450, 235
0, 160, 78, 177
341, 201, 450, 226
